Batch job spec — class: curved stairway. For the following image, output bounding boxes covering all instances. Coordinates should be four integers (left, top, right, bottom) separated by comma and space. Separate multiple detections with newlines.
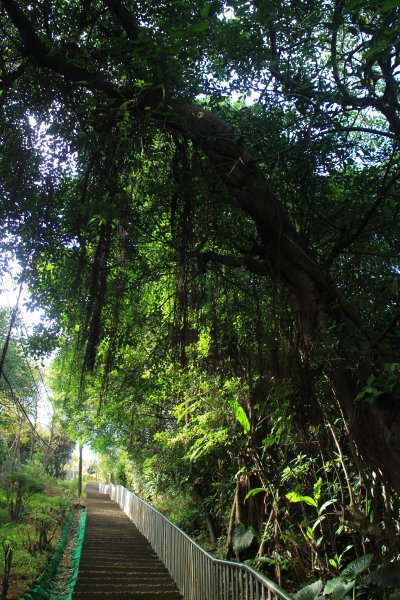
72, 483, 182, 599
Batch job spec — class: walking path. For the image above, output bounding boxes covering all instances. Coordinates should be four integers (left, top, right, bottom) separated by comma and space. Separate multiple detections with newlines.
72, 483, 182, 599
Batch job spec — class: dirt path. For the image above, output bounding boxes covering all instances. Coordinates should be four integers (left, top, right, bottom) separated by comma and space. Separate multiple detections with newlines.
72, 483, 182, 599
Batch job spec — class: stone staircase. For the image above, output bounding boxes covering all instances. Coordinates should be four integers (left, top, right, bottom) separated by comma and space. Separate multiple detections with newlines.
72, 483, 182, 599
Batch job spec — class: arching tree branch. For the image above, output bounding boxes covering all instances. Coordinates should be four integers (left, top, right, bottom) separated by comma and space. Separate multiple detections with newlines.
3, 0, 400, 493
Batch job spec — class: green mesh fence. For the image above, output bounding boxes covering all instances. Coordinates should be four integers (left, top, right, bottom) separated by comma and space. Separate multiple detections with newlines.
18, 507, 86, 600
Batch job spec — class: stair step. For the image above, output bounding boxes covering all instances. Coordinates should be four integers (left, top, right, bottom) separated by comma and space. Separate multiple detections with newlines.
76, 576, 172, 583
74, 583, 178, 591
73, 591, 182, 600
79, 557, 165, 564
72, 485, 182, 600
78, 562, 168, 569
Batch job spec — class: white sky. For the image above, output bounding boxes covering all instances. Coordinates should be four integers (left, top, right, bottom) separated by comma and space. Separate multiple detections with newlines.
71, 443, 98, 465
0, 262, 98, 461
0, 260, 54, 428
0, 260, 44, 331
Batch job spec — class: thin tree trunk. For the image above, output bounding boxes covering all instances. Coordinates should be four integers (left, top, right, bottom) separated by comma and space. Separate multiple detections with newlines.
78, 444, 83, 499
1, 545, 13, 600
225, 485, 238, 559
192, 484, 218, 545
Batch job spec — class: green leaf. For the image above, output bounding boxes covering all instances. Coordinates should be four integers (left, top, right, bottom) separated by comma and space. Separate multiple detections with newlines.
340, 554, 373, 580
363, 561, 400, 587
230, 400, 250, 434
296, 580, 324, 600
382, 0, 400, 10
319, 499, 336, 514
324, 578, 344, 594
286, 491, 302, 502
313, 478, 323, 502
286, 491, 318, 508
232, 523, 255, 554
312, 515, 326, 531
344, 0, 365, 11
262, 434, 277, 450
332, 582, 354, 600
244, 487, 266, 502
329, 558, 338, 568
306, 526, 314, 540
324, 577, 354, 599
187, 21, 209, 34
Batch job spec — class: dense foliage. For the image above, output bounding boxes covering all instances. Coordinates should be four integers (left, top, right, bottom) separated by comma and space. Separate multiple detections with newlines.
0, 308, 75, 598
0, 308, 74, 475
1, 0, 400, 595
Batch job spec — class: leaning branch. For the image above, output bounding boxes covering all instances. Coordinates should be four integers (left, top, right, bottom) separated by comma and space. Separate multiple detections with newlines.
104, 0, 141, 40
371, 310, 400, 349
0, 0, 338, 331
2, 371, 50, 448
1, 0, 124, 99
314, 126, 397, 141
4, 0, 400, 492
0, 278, 23, 379
194, 250, 270, 277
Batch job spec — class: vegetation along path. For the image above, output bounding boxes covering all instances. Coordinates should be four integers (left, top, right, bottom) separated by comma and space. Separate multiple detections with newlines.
72, 483, 182, 599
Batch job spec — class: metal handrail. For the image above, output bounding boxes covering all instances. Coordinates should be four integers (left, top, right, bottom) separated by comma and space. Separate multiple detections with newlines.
99, 482, 294, 600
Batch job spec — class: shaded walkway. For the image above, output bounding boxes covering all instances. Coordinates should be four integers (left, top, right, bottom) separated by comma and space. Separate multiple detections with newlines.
72, 483, 182, 599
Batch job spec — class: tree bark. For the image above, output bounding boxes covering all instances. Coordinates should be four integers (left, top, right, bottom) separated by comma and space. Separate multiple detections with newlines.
192, 483, 218, 545
225, 491, 237, 559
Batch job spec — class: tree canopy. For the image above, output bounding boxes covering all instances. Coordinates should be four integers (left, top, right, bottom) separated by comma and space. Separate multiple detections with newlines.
1, 0, 400, 591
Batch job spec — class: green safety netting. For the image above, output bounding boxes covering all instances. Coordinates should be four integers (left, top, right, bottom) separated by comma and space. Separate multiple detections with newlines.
18, 507, 86, 600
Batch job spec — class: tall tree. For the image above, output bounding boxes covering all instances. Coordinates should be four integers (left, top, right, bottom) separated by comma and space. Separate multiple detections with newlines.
0, 0, 399, 493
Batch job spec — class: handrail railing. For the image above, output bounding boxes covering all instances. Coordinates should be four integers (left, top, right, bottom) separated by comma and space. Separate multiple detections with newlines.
99, 482, 294, 600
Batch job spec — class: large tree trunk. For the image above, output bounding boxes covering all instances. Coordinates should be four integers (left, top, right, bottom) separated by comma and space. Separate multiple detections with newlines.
3, 0, 400, 491
165, 101, 400, 492
225, 471, 266, 561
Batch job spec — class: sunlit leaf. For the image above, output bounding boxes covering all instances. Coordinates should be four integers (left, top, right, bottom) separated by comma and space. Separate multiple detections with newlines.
244, 487, 266, 502
286, 491, 318, 508
229, 399, 250, 434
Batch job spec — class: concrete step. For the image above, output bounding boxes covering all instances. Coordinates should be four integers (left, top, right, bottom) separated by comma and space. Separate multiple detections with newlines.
76, 575, 173, 583
74, 583, 179, 591
72, 485, 182, 600
73, 593, 182, 599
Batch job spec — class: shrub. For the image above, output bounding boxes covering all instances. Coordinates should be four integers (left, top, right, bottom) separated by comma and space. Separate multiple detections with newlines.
0, 523, 25, 600
1, 462, 46, 521
25, 494, 71, 554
